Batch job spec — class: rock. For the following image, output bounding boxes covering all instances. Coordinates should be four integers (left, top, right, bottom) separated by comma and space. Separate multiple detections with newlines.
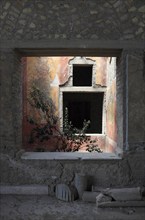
132, 17, 138, 23
4, 2, 11, 10
82, 191, 100, 203
96, 193, 112, 205
29, 23, 36, 28
23, 8, 32, 14
55, 184, 78, 202
138, 6, 145, 13
136, 28, 144, 35
17, 29, 23, 34
0, 185, 48, 195
105, 187, 142, 201
19, 20, 26, 25
38, 4, 44, 9
128, 6, 136, 12
74, 173, 88, 199
90, 10, 98, 15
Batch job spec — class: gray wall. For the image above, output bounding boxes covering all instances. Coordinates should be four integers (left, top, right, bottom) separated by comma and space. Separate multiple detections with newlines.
0, 0, 145, 189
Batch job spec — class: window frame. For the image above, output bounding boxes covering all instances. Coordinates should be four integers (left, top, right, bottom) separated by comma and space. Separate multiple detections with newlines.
18, 45, 125, 159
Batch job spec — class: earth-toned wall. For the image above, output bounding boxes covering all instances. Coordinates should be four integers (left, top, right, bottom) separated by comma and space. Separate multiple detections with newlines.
0, 0, 145, 189
23, 56, 111, 152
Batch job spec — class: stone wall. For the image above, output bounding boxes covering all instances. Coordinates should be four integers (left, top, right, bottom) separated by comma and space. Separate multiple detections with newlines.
0, 0, 145, 188
0, 0, 145, 40
0, 151, 145, 195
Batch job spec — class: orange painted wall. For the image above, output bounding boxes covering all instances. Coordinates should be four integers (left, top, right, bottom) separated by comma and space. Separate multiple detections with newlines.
23, 56, 110, 151
105, 59, 117, 152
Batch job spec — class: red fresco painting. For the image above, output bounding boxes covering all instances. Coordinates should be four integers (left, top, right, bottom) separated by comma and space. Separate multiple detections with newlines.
106, 79, 117, 152
22, 56, 112, 152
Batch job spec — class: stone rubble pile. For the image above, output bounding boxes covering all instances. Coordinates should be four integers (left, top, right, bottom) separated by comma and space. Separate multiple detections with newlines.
55, 173, 145, 207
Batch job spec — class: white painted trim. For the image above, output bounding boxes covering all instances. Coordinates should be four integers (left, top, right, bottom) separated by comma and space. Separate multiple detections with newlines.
59, 87, 106, 92
125, 54, 129, 151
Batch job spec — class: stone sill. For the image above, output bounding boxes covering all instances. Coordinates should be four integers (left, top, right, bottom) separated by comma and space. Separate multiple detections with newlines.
0, 185, 48, 195
21, 152, 122, 161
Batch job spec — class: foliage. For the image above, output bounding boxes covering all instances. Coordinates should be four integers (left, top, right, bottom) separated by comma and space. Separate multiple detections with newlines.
86, 139, 103, 153
27, 84, 102, 153
58, 107, 90, 152
27, 84, 58, 144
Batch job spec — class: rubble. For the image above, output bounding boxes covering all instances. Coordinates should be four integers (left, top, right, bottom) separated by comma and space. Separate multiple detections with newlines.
82, 191, 100, 203
104, 187, 142, 201
55, 184, 78, 202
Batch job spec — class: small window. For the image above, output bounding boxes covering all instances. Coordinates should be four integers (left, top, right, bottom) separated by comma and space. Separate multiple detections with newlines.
73, 64, 93, 86
63, 92, 104, 133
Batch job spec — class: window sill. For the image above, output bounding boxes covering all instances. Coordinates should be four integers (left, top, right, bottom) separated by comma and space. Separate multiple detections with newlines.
21, 152, 122, 161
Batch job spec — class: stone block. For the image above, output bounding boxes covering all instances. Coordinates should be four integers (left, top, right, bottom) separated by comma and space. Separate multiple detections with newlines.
0, 185, 48, 195
105, 187, 142, 201
96, 193, 112, 205
74, 173, 88, 199
82, 191, 100, 203
56, 184, 78, 202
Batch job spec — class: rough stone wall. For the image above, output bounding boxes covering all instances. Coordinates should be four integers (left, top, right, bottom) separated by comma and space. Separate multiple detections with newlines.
0, 50, 22, 155
0, 151, 145, 195
0, 0, 145, 40
127, 51, 145, 143
0, 0, 145, 188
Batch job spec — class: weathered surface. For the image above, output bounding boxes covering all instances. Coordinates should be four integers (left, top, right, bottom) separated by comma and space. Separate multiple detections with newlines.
106, 187, 142, 201
0, 195, 97, 220
1, 195, 145, 220
0, 151, 145, 194
0, 0, 145, 202
0, 185, 48, 195
82, 191, 100, 203
0, 0, 145, 40
98, 201, 145, 208
96, 193, 112, 204
55, 184, 78, 202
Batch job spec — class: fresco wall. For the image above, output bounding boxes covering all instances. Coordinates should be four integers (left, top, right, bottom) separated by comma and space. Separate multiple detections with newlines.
23, 56, 116, 152
106, 58, 117, 152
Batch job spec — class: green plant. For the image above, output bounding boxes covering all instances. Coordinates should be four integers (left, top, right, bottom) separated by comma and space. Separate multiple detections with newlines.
59, 107, 90, 152
27, 84, 102, 153
27, 84, 58, 144
86, 139, 103, 153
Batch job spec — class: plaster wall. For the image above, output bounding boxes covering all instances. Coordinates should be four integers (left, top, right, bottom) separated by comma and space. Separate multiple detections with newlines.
23, 56, 109, 151
0, 0, 145, 189
106, 58, 117, 152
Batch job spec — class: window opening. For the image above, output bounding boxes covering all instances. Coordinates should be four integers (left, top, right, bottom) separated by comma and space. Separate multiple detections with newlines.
73, 64, 93, 86
63, 92, 104, 133
22, 55, 120, 154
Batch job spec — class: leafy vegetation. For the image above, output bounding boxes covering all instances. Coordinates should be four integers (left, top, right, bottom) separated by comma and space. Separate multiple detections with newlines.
27, 84, 102, 153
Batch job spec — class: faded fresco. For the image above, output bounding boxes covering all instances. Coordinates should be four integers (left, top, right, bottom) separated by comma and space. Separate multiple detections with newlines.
105, 58, 117, 152
23, 56, 116, 152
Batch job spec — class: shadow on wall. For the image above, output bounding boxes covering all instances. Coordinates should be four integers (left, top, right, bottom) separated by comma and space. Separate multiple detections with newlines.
22, 56, 117, 153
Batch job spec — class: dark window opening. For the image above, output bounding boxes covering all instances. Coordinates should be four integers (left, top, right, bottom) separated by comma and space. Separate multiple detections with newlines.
73, 65, 92, 86
63, 92, 103, 133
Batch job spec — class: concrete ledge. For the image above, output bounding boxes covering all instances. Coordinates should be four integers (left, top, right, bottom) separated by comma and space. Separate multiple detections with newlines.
1, 39, 145, 50
21, 152, 121, 160
0, 185, 48, 195
98, 201, 145, 208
